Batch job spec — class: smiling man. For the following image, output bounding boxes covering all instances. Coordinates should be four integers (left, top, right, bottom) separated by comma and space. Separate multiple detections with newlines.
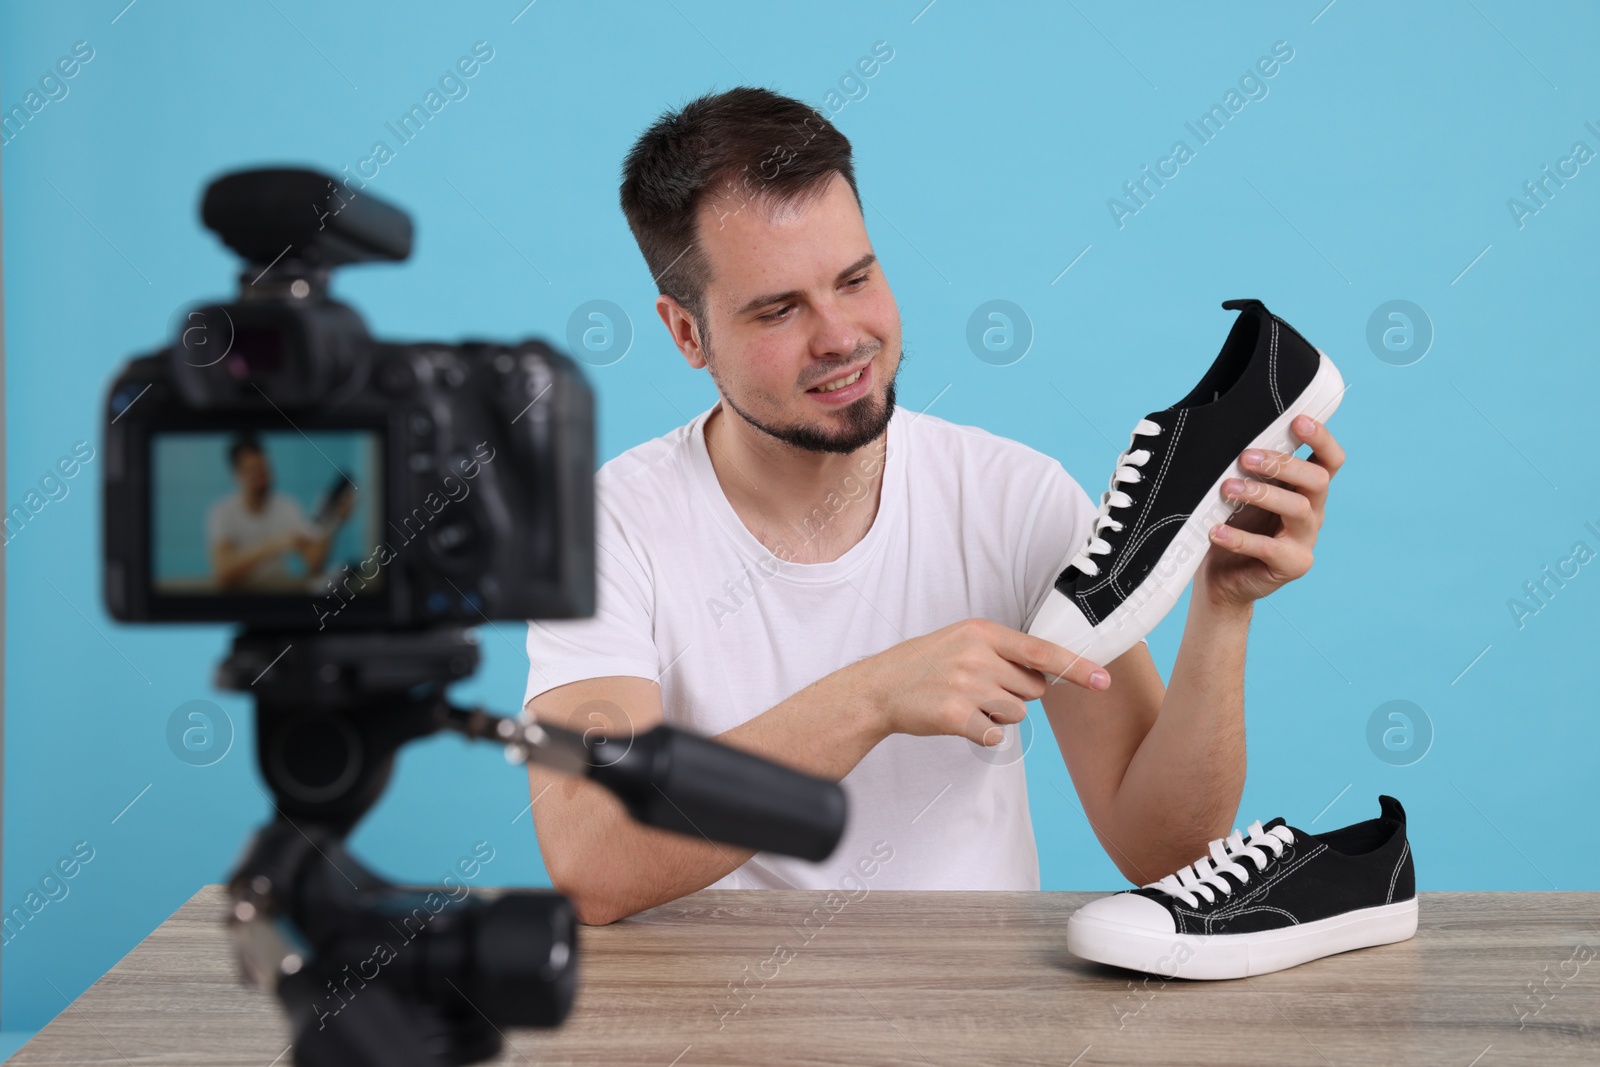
520, 87, 1344, 925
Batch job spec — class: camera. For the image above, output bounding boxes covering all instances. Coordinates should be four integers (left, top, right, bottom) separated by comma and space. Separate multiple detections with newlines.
98, 167, 846, 1067
102, 167, 594, 631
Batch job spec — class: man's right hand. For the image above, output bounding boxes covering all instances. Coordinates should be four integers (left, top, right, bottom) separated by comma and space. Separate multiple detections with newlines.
521, 620, 1108, 924
850, 617, 1110, 747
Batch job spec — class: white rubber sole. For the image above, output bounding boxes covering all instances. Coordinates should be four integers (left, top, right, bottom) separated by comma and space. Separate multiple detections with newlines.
1028, 348, 1347, 665
1066, 896, 1418, 980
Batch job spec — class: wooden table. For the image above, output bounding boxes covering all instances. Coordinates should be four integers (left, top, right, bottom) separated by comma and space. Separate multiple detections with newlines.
11, 886, 1599, 1065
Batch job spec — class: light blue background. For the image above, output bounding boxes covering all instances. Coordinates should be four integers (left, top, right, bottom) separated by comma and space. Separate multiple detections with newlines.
4, 0, 1598, 1042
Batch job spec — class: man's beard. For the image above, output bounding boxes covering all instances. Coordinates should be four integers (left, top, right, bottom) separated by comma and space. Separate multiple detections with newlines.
708, 338, 905, 456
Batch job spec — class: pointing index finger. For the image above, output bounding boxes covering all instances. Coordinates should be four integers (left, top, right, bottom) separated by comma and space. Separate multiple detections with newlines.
1004, 627, 1110, 690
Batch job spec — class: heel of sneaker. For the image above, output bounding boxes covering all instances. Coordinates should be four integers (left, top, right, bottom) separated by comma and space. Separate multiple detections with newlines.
1254, 349, 1342, 460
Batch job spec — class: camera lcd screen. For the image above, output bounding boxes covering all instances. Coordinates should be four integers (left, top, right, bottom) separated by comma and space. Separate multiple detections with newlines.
150, 429, 384, 597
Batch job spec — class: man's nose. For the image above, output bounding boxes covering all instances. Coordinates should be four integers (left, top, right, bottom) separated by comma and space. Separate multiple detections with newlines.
809, 297, 861, 360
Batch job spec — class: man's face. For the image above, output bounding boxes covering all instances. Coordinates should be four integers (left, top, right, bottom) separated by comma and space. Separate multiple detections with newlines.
674, 170, 903, 455
234, 450, 271, 495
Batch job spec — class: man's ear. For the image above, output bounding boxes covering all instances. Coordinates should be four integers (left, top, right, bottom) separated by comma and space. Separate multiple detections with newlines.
655, 294, 707, 369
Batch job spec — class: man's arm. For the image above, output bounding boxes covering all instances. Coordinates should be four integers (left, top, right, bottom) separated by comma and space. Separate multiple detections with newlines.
525, 668, 886, 926
528, 617, 1114, 925
211, 533, 298, 588
1040, 598, 1251, 885
1043, 413, 1344, 884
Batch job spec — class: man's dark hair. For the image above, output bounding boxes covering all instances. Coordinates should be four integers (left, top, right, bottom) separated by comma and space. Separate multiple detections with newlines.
619, 86, 860, 335
228, 435, 263, 469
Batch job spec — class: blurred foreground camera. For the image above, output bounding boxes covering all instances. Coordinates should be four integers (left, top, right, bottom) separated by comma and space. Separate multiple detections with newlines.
103, 167, 593, 631
100, 168, 847, 1067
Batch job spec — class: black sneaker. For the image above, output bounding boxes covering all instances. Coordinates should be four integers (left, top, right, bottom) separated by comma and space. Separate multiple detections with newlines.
1066, 795, 1417, 980
1028, 298, 1345, 664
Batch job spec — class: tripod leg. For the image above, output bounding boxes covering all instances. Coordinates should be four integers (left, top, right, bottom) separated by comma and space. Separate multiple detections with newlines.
279, 965, 501, 1067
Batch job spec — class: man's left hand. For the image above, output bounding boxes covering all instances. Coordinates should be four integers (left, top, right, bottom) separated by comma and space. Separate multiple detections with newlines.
1196, 414, 1345, 611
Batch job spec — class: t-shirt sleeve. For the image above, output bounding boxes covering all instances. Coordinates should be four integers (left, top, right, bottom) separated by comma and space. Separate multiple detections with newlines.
1018, 458, 1148, 646
522, 490, 660, 713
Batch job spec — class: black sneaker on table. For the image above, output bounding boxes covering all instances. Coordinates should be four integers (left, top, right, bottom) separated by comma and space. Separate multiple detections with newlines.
1028, 298, 1345, 665
1066, 795, 1417, 980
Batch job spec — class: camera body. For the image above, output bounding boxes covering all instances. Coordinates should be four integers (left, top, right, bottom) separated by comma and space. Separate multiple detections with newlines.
102, 167, 595, 631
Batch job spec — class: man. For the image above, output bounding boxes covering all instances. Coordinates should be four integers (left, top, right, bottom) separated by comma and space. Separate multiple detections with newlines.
207, 436, 352, 590
522, 87, 1344, 925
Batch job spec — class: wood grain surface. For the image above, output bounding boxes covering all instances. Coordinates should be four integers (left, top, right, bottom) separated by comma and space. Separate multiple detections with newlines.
10, 886, 1599, 1065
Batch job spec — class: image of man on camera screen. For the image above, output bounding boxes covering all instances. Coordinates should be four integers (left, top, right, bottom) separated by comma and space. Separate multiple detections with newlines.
206, 434, 355, 591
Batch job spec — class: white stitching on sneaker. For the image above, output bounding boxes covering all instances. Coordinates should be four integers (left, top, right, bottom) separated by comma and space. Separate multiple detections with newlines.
1144, 821, 1297, 909
1065, 415, 1166, 579
1213, 904, 1301, 931
1199, 844, 1327, 923
1102, 511, 1187, 578
1075, 590, 1101, 625
1075, 408, 1186, 595
1269, 318, 1284, 413
1387, 839, 1410, 904
1127, 406, 1185, 552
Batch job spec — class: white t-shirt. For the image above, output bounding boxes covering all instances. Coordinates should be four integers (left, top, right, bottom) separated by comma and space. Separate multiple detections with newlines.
206, 491, 313, 585
522, 399, 1141, 891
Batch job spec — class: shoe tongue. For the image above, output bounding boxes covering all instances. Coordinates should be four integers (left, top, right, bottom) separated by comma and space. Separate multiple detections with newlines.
1265, 814, 1316, 842
1148, 406, 1176, 422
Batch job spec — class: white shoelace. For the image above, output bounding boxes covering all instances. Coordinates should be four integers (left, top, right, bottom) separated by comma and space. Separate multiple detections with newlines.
1068, 417, 1163, 577
1143, 821, 1296, 908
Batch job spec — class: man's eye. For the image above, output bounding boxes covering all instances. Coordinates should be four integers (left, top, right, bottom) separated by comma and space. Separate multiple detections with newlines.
759, 276, 866, 323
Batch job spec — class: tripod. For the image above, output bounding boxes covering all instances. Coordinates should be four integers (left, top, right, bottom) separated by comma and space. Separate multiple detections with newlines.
216, 627, 846, 1067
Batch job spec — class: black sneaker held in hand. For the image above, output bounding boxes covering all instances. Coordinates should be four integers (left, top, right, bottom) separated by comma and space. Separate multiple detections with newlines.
1028, 298, 1345, 665
1066, 795, 1417, 979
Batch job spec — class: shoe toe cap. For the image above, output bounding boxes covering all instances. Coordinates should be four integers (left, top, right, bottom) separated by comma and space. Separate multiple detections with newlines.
1074, 892, 1176, 933
1027, 588, 1094, 650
